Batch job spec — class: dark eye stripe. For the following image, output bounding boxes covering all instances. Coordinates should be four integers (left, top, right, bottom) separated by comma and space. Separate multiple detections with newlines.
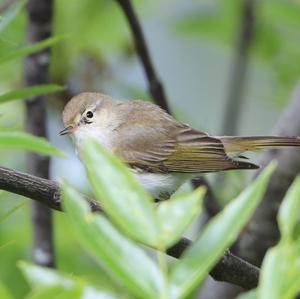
83, 118, 92, 124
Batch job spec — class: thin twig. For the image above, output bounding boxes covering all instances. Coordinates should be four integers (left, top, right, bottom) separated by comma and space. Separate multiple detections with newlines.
115, 0, 170, 112
115, 0, 221, 215
0, 165, 259, 289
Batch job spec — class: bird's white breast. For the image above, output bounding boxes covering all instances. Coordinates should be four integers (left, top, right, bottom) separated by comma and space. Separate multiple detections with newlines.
72, 126, 192, 200
73, 126, 114, 155
134, 172, 190, 200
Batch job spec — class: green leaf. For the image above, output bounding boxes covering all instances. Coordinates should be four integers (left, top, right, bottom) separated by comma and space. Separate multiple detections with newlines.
157, 187, 205, 248
19, 262, 117, 299
0, 202, 24, 224
0, 35, 67, 65
25, 286, 80, 299
0, 281, 13, 299
19, 262, 73, 289
0, 84, 65, 104
237, 289, 257, 299
169, 162, 276, 299
259, 241, 300, 299
258, 176, 300, 299
0, 131, 64, 156
62, 182, 163, 299
82, 139, 159, 247
0, 0, 26, 32
278, 176, 300, 240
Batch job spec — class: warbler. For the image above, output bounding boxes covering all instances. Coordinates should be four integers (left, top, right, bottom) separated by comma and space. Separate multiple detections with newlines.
60, 92, 300, 200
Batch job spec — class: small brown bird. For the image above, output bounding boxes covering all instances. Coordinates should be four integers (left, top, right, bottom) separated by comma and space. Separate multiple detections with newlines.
60, 92, 300, 200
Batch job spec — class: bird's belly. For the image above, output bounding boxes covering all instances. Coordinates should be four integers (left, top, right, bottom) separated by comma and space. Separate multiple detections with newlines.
134, 172, 190, 200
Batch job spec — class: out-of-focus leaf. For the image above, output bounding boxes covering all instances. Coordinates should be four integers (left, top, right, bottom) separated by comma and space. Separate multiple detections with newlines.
0, 131, 64, 156
169, 163, 276, 299
157, 187, 205, 248
0, 84, 64, 104
82, 140, 159, 247
0, 35, 67, 64
0, 202, 24, 224
258, 175, 300, 299
278, 176, 300, 240
0, 0, 26, 32
82, 287, 118, 299
20, 262, 118, 299
0, 281, 13, 299
175, 0, 238, 44
19, 262, 73, 289
237, 289, 257, 299
174, 0, 300, 103
25, 286, 79, 299
259, 241, 300, 299
62, 183, 162, 299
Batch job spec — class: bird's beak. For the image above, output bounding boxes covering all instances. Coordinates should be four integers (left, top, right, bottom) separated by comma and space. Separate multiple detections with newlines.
59, 125, 74, 136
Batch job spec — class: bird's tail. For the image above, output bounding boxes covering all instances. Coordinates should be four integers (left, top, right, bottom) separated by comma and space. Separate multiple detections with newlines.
220, 136, 300, 157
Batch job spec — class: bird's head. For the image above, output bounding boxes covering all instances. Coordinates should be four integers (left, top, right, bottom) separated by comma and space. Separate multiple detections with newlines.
60, 92, 116, 136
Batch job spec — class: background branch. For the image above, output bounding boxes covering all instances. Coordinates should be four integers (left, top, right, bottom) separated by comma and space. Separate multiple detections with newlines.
221, 0, 256, 135
24, 0, 55, 267
115, 0, 170, 112
0, 165, 259, 290
206, 84, 300, 299
237, 83, 300, 265
116, 0, 221, 217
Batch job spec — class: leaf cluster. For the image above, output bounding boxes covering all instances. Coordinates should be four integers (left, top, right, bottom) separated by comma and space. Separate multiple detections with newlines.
16, 139, 273, 299
239, 176, 300, 299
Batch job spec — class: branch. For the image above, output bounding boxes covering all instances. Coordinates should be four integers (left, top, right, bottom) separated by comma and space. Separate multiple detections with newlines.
116, 0, 222, 217
0, 166, 259, 290
115, 0, 170, 113
24, 0, 55, 267
237, 83, 300, 266
221, 0, 255, 135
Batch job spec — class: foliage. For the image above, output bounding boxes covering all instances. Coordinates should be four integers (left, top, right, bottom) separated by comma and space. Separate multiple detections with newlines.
37, 140, 275, 299
175, 0, 300, 102
0, 5, 65, 157
19, 262, 119, 299
0, 84, 65, 104
1, 1, 300, 298
0, 0, 26, 33
238, 177, 300, 299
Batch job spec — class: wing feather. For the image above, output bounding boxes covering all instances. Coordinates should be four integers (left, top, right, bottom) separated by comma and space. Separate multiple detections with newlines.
113, 101, 258, 173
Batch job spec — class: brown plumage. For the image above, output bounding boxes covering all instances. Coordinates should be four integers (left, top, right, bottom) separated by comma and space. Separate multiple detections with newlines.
61, 92, 300, 175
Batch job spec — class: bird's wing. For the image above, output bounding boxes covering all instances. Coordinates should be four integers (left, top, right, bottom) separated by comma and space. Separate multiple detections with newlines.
113, 101, 179, 172
114, 104, 258, 173
162, 125, 258, 173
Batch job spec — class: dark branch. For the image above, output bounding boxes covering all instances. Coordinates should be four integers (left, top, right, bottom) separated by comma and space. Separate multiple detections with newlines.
115, 0, 221, 217
115, 0, 170, 113
237, 84, 300, 266
192, 177, 221, 217
222, 0, 255, 135
24, 0, 55, 268
0, 166, 259, 289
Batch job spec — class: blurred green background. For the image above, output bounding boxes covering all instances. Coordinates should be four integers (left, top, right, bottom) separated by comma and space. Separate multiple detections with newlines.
1, 0, 300, 298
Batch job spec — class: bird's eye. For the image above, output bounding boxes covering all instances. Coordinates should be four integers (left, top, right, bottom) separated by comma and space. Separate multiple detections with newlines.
86, 111, 94, 118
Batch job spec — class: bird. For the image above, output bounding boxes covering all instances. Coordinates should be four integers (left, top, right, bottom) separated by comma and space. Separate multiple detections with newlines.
60, 92, 300, 201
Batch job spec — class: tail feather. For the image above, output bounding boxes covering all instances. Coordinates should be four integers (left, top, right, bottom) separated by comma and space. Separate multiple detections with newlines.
220, 136, 300, 156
